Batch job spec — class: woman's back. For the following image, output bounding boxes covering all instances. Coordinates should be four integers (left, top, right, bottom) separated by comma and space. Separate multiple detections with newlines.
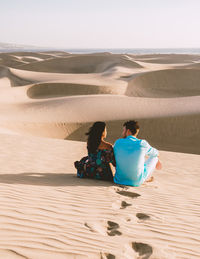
76, 145, 115, 181
75, 121, 115, 181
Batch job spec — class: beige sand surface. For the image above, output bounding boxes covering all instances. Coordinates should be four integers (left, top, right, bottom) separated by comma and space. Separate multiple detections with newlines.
0, 52, 200, 258
0, 133, 199, 259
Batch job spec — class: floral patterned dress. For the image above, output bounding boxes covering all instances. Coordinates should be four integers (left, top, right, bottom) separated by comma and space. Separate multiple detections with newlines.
74, 148, 116, 181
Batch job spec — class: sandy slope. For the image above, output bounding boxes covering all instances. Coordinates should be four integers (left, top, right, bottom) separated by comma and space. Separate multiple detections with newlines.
0, 93, 199, 153
126, 69, 200, 97
0, 51, 200, 258
0, 133, 199, 259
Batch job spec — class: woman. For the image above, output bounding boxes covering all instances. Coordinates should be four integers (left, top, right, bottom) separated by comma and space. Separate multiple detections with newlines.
74, 122, 115, 181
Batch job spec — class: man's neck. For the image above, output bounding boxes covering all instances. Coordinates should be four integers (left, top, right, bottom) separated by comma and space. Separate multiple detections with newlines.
127, 134, 137, 138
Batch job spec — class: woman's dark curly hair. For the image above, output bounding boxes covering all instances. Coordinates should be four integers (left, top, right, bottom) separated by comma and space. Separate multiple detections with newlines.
86, 121, 106, 153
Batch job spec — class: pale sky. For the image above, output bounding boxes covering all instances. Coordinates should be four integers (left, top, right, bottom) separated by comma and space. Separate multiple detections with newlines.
1, 0, 200, 48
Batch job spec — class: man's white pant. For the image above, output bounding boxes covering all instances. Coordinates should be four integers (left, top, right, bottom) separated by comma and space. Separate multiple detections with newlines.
144, 156, 158, 180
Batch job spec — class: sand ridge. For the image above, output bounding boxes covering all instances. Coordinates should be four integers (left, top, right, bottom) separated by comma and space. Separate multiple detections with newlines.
126, 68, 200, 97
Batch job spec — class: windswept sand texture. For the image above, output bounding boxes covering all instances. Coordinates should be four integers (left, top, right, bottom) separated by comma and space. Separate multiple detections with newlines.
0, 51, 200, 258
18, 54, 143, 73
126, 69, 200, 97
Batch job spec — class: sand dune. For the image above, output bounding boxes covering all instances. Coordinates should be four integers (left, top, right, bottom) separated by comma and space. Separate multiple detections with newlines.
0, 52, 200, 154
2, 94, 200, 122
1, 93, 199, 147
0, 53, 26, 67
27, 83, 126, 99
8, 52, 54, 59
0, 67, 33, 88
14, 55, 44, 63
67, 114, 200, 154
183, 62, 200, 70
126, 68, 200, 97
132, 54, 200, 64
9, 67, 128, 87
0, 51, 200, 258
18, 54, 143, 73
0, 52, 56, 69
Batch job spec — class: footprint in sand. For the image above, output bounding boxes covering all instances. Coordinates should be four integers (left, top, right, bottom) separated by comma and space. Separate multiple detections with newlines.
100, 252, 115, 259
116, 190, 141, 199
136, 213, 150, 220
107, 221, 122, 236
132, 242, 153, 259
120, 200, 132, 209
84, 223, 96, 233
112, 200, 132, 210
84, 221, 122, 236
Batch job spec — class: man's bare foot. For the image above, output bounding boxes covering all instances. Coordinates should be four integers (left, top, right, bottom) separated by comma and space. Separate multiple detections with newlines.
146, 176, 154, 183
156, 160, 162, 170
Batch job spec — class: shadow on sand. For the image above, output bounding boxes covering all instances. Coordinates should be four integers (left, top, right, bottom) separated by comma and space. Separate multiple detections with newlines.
0, 172, 115, 187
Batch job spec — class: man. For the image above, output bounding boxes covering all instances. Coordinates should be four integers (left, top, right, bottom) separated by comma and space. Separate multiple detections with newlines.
113, 120, 162, 187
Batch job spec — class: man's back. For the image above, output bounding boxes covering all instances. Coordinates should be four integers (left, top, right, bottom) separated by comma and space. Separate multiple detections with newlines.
113, 135, 158, 186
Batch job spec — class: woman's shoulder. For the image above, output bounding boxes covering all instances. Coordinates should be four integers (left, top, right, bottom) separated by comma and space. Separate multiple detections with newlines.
98, 141, 113, 151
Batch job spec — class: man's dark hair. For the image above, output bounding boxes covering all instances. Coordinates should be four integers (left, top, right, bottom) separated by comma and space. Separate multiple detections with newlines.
123, 120, 140, 135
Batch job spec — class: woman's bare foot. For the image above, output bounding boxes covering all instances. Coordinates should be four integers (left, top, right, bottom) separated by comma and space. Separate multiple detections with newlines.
156, 160, 162, 170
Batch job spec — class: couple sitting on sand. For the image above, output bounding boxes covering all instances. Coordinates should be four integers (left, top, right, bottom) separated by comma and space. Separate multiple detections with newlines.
74, 120, 162, 187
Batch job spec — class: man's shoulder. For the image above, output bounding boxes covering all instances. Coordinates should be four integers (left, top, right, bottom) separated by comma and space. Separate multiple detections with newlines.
140, 139, 149, 146
114, 137, 132, 148
114, 138, 125, 145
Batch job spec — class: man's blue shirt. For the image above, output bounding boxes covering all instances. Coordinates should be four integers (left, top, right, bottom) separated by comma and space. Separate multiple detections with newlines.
113, 136, 158, 186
